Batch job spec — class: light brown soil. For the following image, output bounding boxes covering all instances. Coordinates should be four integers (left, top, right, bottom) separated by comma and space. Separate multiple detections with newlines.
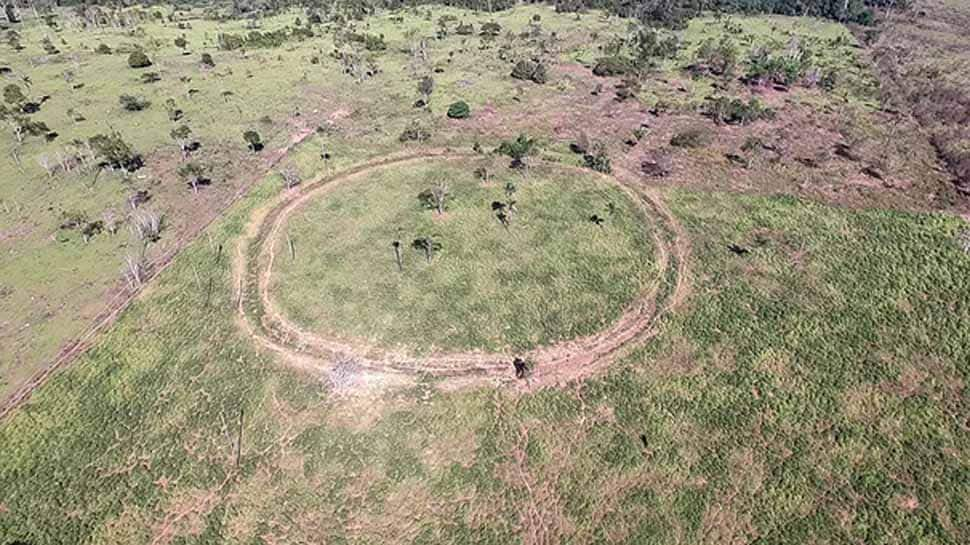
232, 149, 690, 391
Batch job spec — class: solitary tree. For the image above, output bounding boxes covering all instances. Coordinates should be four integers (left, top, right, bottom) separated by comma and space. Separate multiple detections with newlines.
178, 162, 209, 193
243, 130, 262, 153
418, 182, 449, 215
412, 236, 442, 263
127, 50, 152, 68
497, 134, 536, 169
170, 124, 192, 159
417, 75, 434, 108
279, 167, 301, 189
3, 83, 25, 105
391, 240, 403, 271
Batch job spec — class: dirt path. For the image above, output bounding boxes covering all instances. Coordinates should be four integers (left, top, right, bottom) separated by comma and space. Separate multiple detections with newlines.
234, 149, 691, 391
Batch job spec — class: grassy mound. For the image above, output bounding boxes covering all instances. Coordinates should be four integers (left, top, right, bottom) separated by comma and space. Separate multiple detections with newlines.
268, 159, 657, 353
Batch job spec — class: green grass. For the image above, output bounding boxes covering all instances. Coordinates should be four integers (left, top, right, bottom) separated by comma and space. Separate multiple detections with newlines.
1, 185, 967, 544
270, 158, 656, 353
1, 5, 967, 544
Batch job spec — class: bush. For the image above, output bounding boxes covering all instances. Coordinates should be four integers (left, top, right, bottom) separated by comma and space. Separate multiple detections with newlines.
704, 96, 774, 125
583, 144, 612, 174
693, 36, 740, 77
399, 121, 431, 143
95, 43, 112, 54
119, 95, 151, 111
456, 22, 474, 35
447, 101, 470, 119
511, 60, 547, 84
127, 50, 152, 69
3, 84, 25, 104
497, 134, 536, 168
200, 53, 215, 68
592, 56, 636, 77
670, 128, 710, 148
89, 132, 142, 171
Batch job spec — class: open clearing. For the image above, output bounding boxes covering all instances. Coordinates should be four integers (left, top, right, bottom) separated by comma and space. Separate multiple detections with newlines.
1, 2, 968, 544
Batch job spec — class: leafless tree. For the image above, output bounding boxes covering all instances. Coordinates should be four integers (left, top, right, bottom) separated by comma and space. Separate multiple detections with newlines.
123, 252, 147, 288
280, 167, 301, 189
130, 210, 162, 243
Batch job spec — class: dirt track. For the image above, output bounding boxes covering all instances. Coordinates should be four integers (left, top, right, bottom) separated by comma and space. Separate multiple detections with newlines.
233, 148, 690, 390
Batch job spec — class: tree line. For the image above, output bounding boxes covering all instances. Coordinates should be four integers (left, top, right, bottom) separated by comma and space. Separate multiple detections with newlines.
2, 0, 908, 29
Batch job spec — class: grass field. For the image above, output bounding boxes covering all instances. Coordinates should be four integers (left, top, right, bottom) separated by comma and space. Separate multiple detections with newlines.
0, 2, 896, 398
1, 2, 968, 543
1, 176, 967, 543
268, 158, 656, 354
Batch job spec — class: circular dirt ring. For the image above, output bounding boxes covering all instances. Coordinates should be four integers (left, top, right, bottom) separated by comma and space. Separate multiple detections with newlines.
233, 148, 689, 389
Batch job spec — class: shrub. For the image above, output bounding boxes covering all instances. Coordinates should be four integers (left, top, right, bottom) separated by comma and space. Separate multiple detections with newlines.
704, 96, 774, 125
119, 95, 151, 111
95, 43, 112, 54
140, 72, 161, 84
480, 21, 502, 38
511, 60, 547, 84
745, 45, 812, 87
243, 130, 263, 152
635, 29, 680, 68
693, 36, 740, 77
583, 144, 612, 174
174, 36, 187, 49
127, 50, 152, 69
3, 84, 25, 104
456, 22, 474, 35
89, 132, 142, 172
592, 56, 636, 77
670, 128, 710, 148
399, 121, 431, 143
447, 101, 470, 119
200, 53, 215, 68
497, 134, 536, 168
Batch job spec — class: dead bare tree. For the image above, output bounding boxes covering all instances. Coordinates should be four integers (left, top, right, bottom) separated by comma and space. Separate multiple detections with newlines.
129, 210, 162, 243
280, 167, 301, 189
122, 252, 146, 288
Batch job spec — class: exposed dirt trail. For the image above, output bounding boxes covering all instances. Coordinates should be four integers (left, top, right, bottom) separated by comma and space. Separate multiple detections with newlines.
234, 148, 690, 391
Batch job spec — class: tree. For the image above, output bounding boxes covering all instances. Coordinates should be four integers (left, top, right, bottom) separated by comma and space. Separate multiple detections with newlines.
3, 84, 25, 105
480, 21, 501, 38
243, 130, 263, 152
497, 134, 536, 169
119, 94, 150, 111
128, 50, 152, 69
4, 4, 20, 24
170, 124, 192, 159
412, 236, 441, 263
279, 167, 301, 189
178, 162, 210, 193
511, 60, 548, 84
417, 75, 434, 107
418, 183, 449, 215
165, 98, 183, 122
89, 132, 142, 174
447, 101, 470, 119
583, 143, 612, 174
391, 240, 404, 271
